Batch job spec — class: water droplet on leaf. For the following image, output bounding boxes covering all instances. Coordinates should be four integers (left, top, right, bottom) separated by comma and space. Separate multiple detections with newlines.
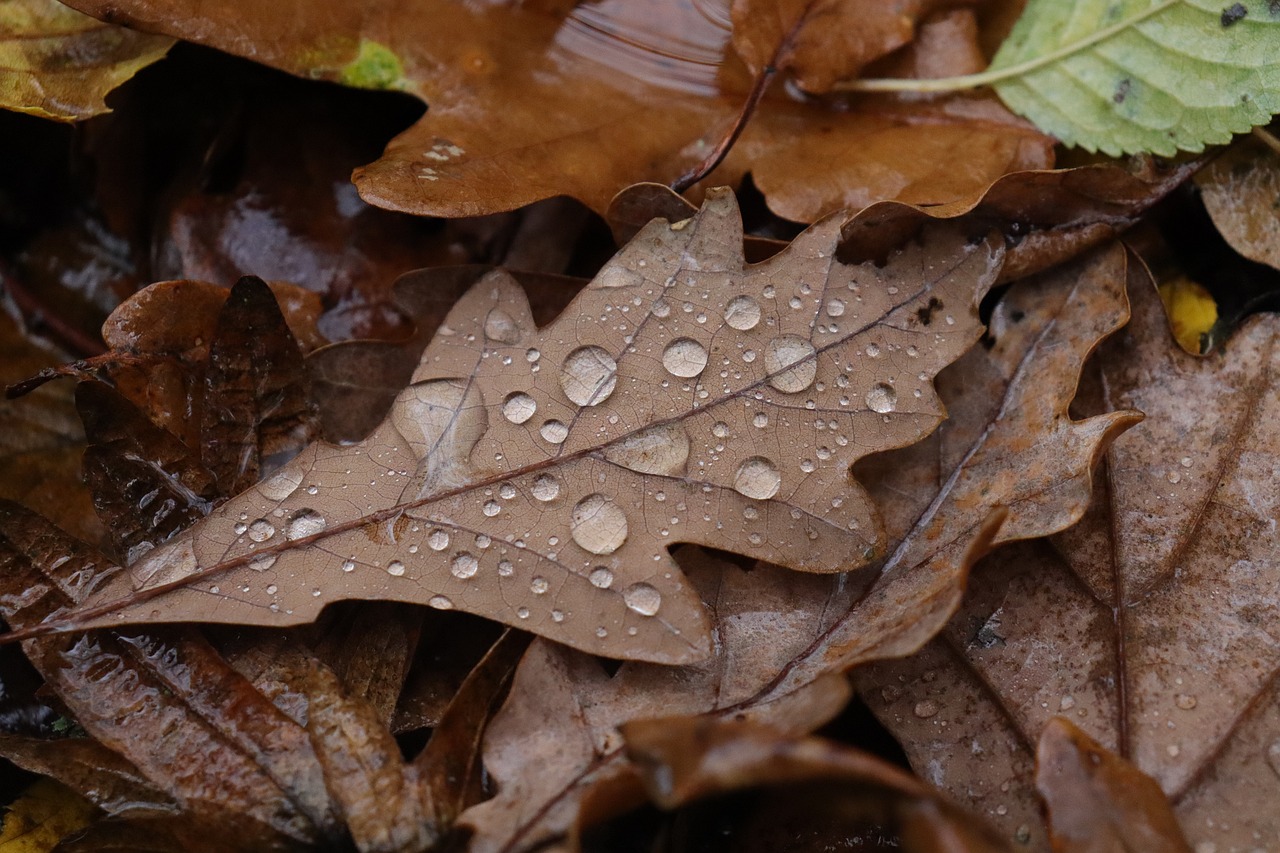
560, 345, 618, 406
502, 392, 537, 424
724, 295, 761, 330
623, 582, 662, 616
571, 493, 629, 555
662, 338, 708, 378
734, 457, 781, 500
764, 335, 817, 393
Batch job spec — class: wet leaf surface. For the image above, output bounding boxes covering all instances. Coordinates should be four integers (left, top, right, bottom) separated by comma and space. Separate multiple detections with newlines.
859, 262, 1280, 850
59, 0, 1052, 220
608, 716, 1011, 853
32, 191, 1004, 664
452, 244, 1137, 852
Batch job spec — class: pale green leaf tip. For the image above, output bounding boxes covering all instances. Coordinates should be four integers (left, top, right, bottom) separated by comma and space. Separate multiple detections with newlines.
339, 40, 406, 91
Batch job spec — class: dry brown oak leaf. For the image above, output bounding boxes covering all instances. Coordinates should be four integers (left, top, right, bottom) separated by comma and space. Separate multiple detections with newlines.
14, 190, 1002, 664
860, 263, 1280, 851
453, 245, 1139, 853
59, 0, 1052, 220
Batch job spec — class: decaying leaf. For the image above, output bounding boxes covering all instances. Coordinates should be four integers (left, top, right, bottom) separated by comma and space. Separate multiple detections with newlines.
607, 716, 1011, 852
1197, 129, 1280, 273
1036, 718, 1193, 853
0, 303, 102, 548
0, 778, 95, 853
457, 548, 855, 853
0, 0, 172, 121
452, 243, 1139, 852
18, 190, 1004, 664
58, 0, 1051, 220
859, 262, 1280, 850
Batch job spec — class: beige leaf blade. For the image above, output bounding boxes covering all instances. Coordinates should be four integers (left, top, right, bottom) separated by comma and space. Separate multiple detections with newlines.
455, 245, 1139, 852
18, 190, 1002, 665
860, 260, 1280, 851
0, 0, 172, 121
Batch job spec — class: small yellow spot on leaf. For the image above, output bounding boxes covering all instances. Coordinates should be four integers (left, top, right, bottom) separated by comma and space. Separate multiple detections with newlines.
1158, 277, 1217, 354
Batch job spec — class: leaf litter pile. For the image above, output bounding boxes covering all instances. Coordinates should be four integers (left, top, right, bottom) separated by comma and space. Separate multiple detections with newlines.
1, 1, 1279, 851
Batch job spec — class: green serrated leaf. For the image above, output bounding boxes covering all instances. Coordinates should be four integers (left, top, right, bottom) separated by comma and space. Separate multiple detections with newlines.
988, 0, 1280, 156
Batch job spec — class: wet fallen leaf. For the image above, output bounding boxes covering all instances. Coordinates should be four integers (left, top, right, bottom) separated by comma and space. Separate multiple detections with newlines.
59, 0, 1052, 220
1036, 717, 1192, 853
859, 263, 1280, 850
0, 302, 102, 547
453, 244, 1138, 852
1197, 129, 1280, 273
606, 716, 1011, 852
22, 190, 1004, 664
0, 0, 171, 121
609, 156, 1200, 286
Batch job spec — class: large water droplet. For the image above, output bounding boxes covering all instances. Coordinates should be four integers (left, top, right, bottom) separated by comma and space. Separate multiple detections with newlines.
531, 576, 549, 594
285, 508, 326, 540
451, 552, 479, 579
259, 468, 303, 501
602, 422, 689, 475
428, 595, 454, 610
387, 561, 406, 576
484, 308, 521, 344
571, 493, 629, 555
483, 500, 501, 517
866, 383, 897, 413
913, 700, 939, 719
724, 295, 761, 330
662, 337, 708, 378
623, 582, 662, 616
428, 529, 450, 551
733, 457, 781, 500
540, 420, 569, 444
589, 566, 615, 588
560, 345, 618, 406
764, 335, 817, 393
502, 392, 537, 424
247, 519, 276, 542
249, 554, 277, 572
532, 475, 561, 502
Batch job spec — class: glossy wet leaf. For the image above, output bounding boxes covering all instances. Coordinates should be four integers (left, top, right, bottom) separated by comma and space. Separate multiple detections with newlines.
612, 717, 1011, 852
455, 247, 1137, 852
0, 0, 171, 121
987, 0, 1280, 156
0, 306, 102, 547
26, 190, 1004, 664
859, 266, 1280, 851
58, 0, 1051, 220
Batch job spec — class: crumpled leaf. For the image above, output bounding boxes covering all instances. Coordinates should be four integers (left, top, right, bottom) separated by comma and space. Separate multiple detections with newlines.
0, 502, 344, 849
454, 244, 1139, 852
59, 0, 1052, 220
1196, 129, 1280, 272
858, 264, 1280, 851
609, 716, 1011, 852
986, 0, 1280, 156
0, 0, 171, 121
22, 190, 1004, 664
1036, 718, 1192, 853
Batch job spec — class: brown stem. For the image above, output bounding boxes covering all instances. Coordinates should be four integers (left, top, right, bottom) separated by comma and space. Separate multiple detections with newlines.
671, 65, 777, 193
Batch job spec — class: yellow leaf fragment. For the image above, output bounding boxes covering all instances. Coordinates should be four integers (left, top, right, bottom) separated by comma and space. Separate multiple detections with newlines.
0, 0, 172, 121
1158, 277, 1218, 355
0, 778, 95, 853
